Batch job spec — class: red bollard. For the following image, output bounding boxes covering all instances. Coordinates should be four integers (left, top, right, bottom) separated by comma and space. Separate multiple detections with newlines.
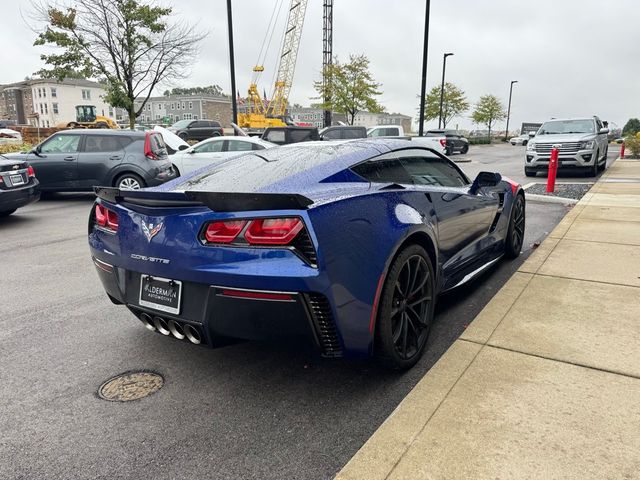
547, 146, 559, 193
621, 142, 625, 159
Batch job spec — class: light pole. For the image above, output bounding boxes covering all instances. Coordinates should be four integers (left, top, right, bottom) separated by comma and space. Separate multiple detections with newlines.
504, 80, 518, 141
418, 0, 431, 136
438, 52, 454, 129
226, 0, 238, 125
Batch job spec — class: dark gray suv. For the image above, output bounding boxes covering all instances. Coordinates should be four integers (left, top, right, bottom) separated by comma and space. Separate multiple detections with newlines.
4, 130, 176, 191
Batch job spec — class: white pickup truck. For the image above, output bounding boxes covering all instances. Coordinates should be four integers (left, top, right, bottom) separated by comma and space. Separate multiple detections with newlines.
366, 125, 447, 155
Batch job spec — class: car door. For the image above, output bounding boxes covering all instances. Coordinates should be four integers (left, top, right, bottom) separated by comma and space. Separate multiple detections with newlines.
77, 134, 127, 188
393, 149, 499, 271
29, 133, 83, 189
181, 138, 224, 174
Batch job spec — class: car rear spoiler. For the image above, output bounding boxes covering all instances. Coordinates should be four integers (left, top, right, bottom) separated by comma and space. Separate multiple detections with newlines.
94, 187, 314, 212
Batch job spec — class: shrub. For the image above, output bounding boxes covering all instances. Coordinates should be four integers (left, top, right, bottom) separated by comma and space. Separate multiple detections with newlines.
468, 137, 491, 145
625, 135, 640, 157
0, 142, 33, 155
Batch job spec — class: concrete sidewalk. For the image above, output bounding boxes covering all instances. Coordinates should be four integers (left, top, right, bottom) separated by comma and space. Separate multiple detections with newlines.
337, 159, 640, 480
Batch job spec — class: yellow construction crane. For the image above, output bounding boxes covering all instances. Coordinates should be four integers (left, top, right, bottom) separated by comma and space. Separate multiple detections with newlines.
238, 0, 308, 130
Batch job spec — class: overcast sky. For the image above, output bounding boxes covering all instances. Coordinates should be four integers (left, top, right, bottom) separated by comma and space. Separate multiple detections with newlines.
3, 0, 639, 131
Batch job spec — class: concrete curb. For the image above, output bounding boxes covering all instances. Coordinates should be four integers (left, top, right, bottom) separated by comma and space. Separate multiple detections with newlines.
524, 193, 578, 205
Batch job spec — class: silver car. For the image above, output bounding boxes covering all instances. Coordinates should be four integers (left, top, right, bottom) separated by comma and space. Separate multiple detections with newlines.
525, 116, 609, 177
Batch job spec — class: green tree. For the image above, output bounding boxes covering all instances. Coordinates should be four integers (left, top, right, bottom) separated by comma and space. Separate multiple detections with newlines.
313, 54, 384, 125
32, 0, 206, 128
471, 95, 507, 141
417, 82, 469, 129
622, 118, 640, 136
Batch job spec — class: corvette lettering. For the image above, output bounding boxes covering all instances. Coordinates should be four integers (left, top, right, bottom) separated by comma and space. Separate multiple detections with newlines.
130, 254, 170, 264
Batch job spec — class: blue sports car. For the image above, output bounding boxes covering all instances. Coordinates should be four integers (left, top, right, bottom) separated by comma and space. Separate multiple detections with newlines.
89, 139, 525, 369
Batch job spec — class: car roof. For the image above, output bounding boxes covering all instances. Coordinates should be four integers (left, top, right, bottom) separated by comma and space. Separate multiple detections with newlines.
60, 129, 147, 137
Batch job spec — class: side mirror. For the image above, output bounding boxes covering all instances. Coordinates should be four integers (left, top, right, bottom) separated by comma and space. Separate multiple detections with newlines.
178, 144, 188, 151
599, 128, 609, 134
30, 146, 42, 157
470, 171, 502, 194
528, 131, 536, 137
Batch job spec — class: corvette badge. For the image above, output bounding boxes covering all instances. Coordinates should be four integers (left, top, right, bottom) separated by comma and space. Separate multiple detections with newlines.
141, 220, 163, 242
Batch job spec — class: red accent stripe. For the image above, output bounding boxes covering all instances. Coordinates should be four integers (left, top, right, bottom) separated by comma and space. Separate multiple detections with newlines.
369, 272, 386, 333
220, 289, 294, 301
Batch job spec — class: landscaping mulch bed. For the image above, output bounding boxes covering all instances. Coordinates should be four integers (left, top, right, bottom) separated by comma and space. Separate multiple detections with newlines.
525, 182, 593, 200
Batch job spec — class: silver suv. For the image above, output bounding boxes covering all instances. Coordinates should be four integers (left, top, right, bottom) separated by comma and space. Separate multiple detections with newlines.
525, 116, 609, 177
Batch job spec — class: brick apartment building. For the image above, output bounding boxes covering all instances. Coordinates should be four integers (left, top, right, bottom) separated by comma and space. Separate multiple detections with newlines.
134, 94, 233, 127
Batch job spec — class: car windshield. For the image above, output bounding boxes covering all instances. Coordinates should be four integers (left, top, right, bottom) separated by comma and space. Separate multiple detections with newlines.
171, 120, 192, 129
538, 120, 595, 135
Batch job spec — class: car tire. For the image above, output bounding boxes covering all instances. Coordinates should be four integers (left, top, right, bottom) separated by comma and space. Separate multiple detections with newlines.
0, 209, 17, 217
587, 151, 599, 177
115, 173, 146, 190
67, 122, 78, 129
178, 132, 188, 141
375, 244, 435, 370
524, 168, 536, 177
460, 144, 469, 154
505, 193, 525, 259
96, 122, 108, 129
172, 165, 181, 176
444, 147, 451, 155
598, 148, 607, 171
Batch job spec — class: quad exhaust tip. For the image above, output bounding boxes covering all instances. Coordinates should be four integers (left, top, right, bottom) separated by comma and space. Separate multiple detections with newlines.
153, 316, 171, 336
139, 312, 203, 345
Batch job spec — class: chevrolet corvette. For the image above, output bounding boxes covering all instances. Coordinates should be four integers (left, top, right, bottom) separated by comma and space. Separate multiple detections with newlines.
89, 139, 525, 369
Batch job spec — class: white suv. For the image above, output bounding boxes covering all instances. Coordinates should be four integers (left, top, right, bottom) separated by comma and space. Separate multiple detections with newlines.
525, 116, 609, 177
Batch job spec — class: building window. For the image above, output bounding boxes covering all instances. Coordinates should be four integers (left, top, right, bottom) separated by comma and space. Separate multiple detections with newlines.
156, 114, 162, 120
188, 101, 193, 109
51, 87, 57, 98
39, 104, 43, 114
44, 103, 48, 114
181, 102, 185, 109
194, 115, 198, 120
108, 106, 114, 117
183, 113, 193, 120
82, 89, 91, 100
202, 112, 207, 119
37, 88, 42, 98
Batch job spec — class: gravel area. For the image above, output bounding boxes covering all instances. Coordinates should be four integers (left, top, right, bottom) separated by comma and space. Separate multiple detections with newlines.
525, 182, 593, 200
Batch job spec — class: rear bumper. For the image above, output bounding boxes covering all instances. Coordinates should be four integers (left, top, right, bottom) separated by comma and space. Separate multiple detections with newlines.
0, 180, 40, 212
92, 257, 343, 357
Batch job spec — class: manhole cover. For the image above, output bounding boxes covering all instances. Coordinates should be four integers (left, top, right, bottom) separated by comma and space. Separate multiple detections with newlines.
98, 371, 164, 402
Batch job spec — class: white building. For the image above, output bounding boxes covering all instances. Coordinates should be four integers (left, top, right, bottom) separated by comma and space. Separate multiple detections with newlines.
0, 78, 115, 128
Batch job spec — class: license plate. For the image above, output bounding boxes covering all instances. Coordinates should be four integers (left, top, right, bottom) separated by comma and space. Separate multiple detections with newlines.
139, 275, 182, 315
9, 174, 25, 186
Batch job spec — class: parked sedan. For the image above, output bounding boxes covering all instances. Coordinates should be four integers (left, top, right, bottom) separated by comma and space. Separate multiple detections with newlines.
509, 134, 529, 146
3, 130, 176, 191
89, 139, 525, 370
0, 155, 40, 216
170, 136, 276, 176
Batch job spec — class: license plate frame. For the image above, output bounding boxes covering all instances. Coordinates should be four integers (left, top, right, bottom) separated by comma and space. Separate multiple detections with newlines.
9, 174, 25, 186
139, 275, 182, 315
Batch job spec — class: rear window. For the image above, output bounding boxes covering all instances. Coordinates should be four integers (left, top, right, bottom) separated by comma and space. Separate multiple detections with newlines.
289, 129, 315, 143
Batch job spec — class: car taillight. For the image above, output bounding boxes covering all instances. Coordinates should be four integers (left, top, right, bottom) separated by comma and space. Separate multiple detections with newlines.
94, 204, 118, 232
439, 138, 447, 148
204, 220, 247, 243
27, 166, 35, 178
245, 218, 303, 245
144, 132, 159, 160
202, 217, 304, 246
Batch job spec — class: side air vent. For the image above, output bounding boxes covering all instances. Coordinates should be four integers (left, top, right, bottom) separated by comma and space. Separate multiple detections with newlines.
489, 193, 505, 233
292, 229, 318, 267
306, 293, 342, 357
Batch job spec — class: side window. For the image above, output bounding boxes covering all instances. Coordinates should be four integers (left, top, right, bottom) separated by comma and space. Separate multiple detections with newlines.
265, 130, 286, 143
352, 158, 412, 184
322, 129, 342, 140
368, 128, 382, 137
226, 140, 253, 152
84, 135, 127, 153
595, 118, 603, 130
40, 134, 82, 154
193, 140, 223, 153
396, 151, 468, 187
290, 129, 314, 143
344, 128, 364, 139
251, 143, 266, 151
384, 127, 399, 136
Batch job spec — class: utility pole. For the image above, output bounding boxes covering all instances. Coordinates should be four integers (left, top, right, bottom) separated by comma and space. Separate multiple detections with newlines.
418, 0, 431, 136
323, 0, 334, 128
504, 80, 518, 141
438, 52, 454, 129
226, 0, 238, 125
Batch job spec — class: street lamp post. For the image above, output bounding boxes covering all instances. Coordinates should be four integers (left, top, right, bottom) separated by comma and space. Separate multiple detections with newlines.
438, 52, 454, 129
418, 0, 431, 136
504, 80, 518, 141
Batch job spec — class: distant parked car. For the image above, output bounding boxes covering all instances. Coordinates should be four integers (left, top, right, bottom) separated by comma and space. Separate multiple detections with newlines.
509, 134, 530, 146
0, 154, 40, 216
171, 136, 276, 176
425, 129, 469, 154
167, 120, 224, 142
3, 130, 176, 191
319, 125, 367, 140
262, 126, 320, 145
366, 125, 447, 154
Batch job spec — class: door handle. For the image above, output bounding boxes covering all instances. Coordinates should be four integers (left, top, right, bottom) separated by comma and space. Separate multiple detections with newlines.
109, 155, 122, 161
63, 156, 76, 161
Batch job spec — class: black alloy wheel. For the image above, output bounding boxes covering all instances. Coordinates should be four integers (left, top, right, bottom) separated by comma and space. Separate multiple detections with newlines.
460, 144, 469, 154
375, 244, 435, 370
505, 194, 525, 258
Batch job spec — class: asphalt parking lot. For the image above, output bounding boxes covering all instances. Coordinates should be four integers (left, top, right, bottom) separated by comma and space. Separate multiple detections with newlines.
0, 145, 585, 479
